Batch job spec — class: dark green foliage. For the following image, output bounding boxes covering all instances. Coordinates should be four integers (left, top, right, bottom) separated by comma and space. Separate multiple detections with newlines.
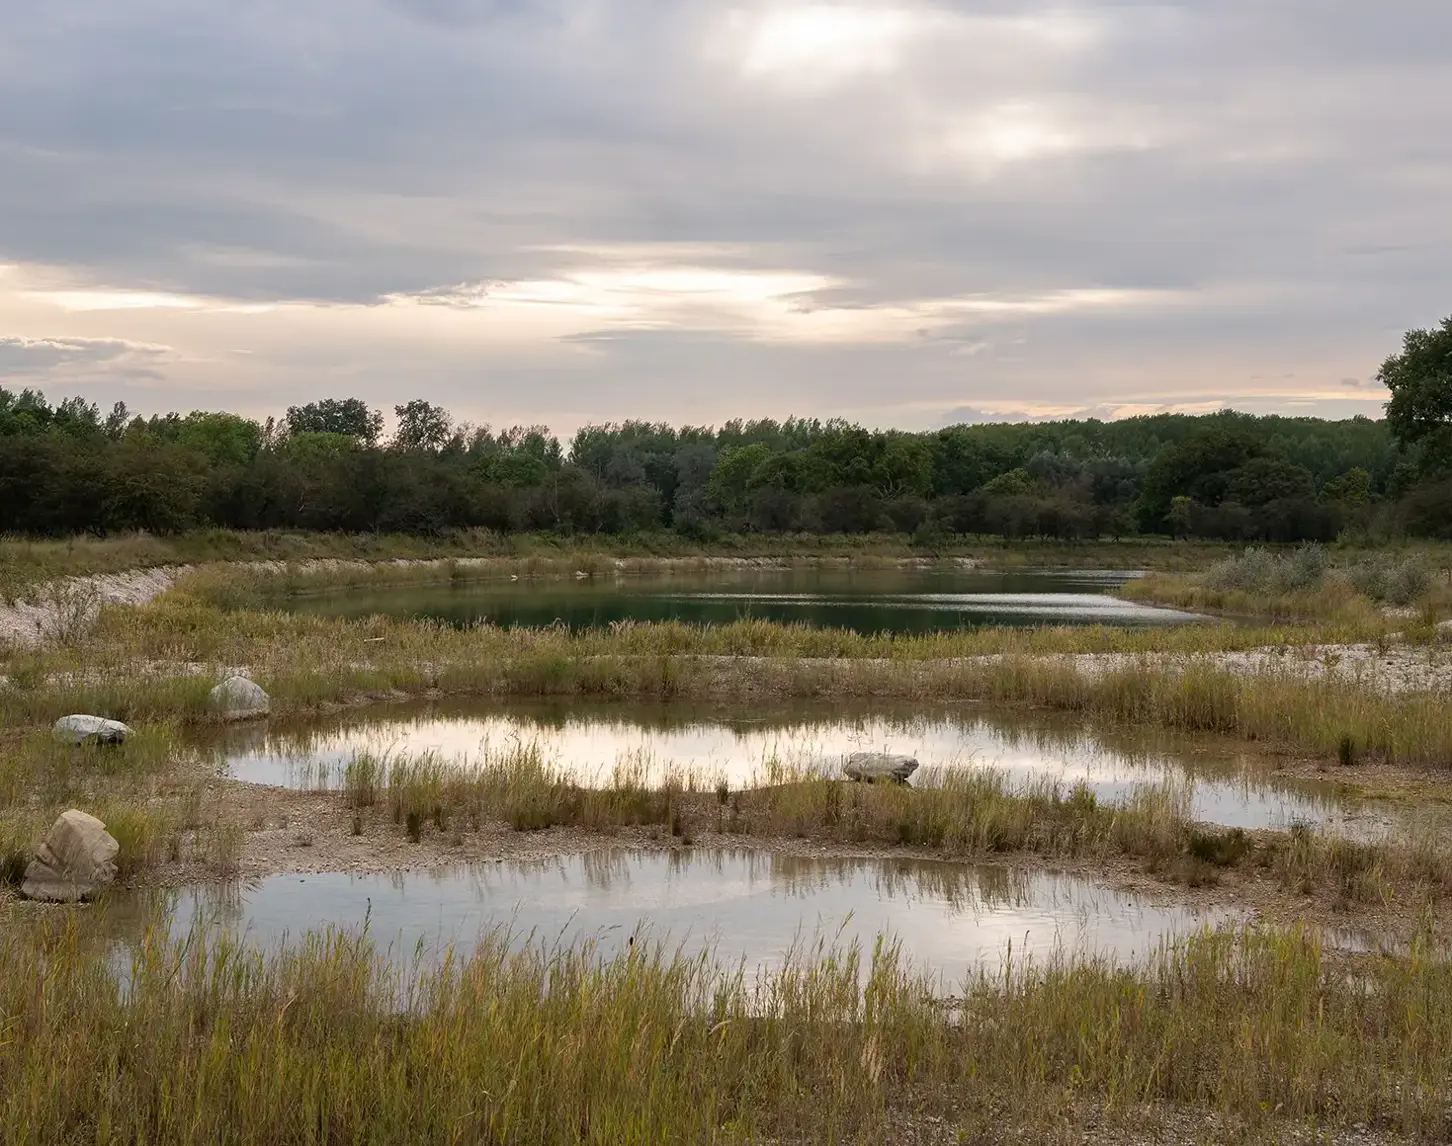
0, 385, 1429, 540
1382, 315, 1452, 471
285, 397, 384, 445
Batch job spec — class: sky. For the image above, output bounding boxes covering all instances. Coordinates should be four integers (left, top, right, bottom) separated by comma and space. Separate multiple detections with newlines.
1, 1, 1448, 436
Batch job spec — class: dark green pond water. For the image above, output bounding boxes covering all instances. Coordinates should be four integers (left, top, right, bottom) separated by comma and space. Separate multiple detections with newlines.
276, 568, 1201, 633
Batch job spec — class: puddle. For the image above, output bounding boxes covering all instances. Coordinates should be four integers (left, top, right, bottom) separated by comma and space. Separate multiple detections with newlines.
202, 698, 1378, 834
272, 567, 1202, 633
107, 851, 1236, 988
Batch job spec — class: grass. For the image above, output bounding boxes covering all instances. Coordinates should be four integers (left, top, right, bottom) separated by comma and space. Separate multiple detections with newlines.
329, 749, 1452, 909
2, 914, 1451, 1142
1125, 544, 1452, 623
0, 722, 232, 889
1, 592, 1444, 768
344, 746, 686, 836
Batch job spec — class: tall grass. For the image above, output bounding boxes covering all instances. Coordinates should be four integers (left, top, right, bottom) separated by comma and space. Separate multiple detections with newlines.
2, 917, 1451, 1141
347, 746, 687, 835
0, 593, 1444, 766
0, 721, 226, 888
1127, 544, 1448, 620
336, 750, 1452, 907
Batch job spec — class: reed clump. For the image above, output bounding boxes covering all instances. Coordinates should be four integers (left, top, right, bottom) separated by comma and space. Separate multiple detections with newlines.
349, 747, 684, 837
2, 917, 1451, 1142
340, 751, 1451, 907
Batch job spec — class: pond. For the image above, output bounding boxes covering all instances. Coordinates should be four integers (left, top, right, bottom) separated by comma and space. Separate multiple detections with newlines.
274, 567, 1202, 634
204, 697, 1380, 835
103, 851, 1237, 987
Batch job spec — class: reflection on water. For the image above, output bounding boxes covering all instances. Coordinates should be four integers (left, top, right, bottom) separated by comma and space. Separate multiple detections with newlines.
105, 851, 1237, 987
205, 697, 1371, 833
274, 567, 1202, 634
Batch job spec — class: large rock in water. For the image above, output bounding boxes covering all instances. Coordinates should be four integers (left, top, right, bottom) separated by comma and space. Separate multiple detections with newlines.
209, 675, 270, 720
21, 810, 120, 902
52, 714, 133, 745
843, 752, 919, 783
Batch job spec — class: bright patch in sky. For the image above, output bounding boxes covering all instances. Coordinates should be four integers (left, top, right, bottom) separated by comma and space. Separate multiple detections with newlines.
0, 1, 1443, 428
734, 4, 927, 81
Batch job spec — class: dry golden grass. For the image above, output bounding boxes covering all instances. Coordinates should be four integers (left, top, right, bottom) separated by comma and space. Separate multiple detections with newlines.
1, 912, 1450, 1143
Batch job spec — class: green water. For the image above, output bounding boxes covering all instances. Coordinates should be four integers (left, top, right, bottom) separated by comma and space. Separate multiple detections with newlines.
277, 567, 1201, 633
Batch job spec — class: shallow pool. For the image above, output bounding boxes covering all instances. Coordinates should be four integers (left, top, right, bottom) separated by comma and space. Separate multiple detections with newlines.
204, 697, 1373, 834
116, 850, 1237, 987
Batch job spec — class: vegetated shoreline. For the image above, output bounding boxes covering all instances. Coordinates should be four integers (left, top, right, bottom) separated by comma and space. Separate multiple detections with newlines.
1, 896, 1438, 1144
0, 550, 1001, 647
1, 776, 1415, 946
0, 528, 1262, 596
2, 733, 1445, 945
5, 551, 1452, 1139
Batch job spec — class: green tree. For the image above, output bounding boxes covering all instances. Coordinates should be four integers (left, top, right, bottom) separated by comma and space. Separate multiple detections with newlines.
392, 400, 453, 453
285, 398, 384, 444
1224, 457, 1316, 508
1381, 316, 1452, 471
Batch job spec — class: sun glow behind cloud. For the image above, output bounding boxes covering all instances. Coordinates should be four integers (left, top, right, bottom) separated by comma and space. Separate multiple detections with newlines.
26, 288, 277, 315
383, 257, 1177, 344
735, 4, 927, 81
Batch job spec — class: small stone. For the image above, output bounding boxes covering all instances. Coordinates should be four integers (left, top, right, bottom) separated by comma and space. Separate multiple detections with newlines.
843, 752, 919, 783
52, 714, 133, 745
209, 675, 270, 721
21, 810, 120, 903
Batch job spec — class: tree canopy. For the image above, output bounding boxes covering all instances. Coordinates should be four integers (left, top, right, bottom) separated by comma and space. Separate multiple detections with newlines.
1381, 315, 1452, 472
0, 385, 1428, 540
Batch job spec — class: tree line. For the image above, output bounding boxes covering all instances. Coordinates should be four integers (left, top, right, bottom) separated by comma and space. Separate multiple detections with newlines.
2, 316, 1450, 541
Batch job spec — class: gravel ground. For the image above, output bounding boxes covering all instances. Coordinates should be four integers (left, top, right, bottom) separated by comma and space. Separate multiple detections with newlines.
1058, 639, 1452, 695
0, 566, 182, 648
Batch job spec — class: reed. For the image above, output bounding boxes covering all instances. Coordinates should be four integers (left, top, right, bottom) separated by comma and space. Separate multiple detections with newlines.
1, 916, 1450, 1142
360, 746, 684, 836
2, 597, 1444, 767
336, 750, 1450, 907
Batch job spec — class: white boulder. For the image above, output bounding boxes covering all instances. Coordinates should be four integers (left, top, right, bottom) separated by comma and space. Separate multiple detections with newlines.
209, 675, 270, 720
843, 752, 919, 783
52, 714, 133, 745
21, 810, 120, 902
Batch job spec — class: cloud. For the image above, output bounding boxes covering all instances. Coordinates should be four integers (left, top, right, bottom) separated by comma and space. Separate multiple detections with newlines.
0, 1, 1446, 430
0, 334, 175, 385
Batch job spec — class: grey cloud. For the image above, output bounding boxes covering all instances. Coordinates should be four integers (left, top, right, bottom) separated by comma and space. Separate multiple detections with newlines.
0, 1, 1447, 423
0, 336, 173, 386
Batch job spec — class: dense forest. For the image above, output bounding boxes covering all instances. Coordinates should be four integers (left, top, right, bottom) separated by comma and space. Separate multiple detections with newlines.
2, 320, 1449, 541
0, 390, 1441, 542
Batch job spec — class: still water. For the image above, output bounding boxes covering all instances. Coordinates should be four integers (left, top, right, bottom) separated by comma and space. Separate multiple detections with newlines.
115, 851, 1236, 986
276, 568, 1201, 634
205, 697, 1374, 834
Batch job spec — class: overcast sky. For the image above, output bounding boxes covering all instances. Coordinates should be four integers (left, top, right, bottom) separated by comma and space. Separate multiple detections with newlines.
1, 1, 1447, 435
